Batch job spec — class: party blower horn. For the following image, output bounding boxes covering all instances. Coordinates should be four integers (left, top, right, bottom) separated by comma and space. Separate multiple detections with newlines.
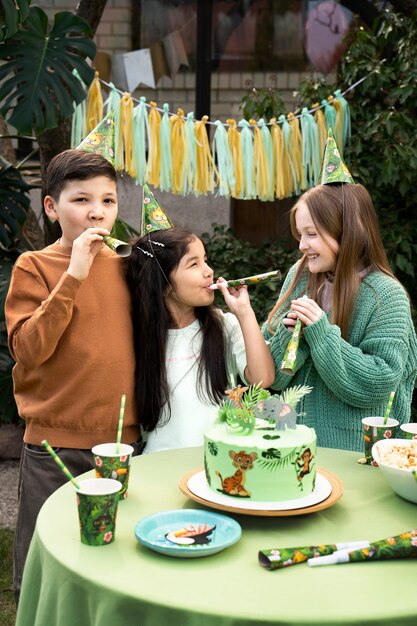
102, 236, 132, 257
208, 270, 281, 290
280, 295, 308, 375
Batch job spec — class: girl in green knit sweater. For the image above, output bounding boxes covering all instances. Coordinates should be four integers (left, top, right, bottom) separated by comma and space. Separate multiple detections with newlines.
263, 183, 417, 451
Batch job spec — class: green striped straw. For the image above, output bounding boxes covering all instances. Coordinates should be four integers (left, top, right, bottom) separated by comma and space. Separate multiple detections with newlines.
383, 391, 395, 425
115, 394, 126, 454
41, 440, 80, 489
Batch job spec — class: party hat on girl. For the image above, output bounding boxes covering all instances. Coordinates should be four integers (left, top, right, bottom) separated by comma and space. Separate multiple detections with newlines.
140, 183, 174, 235
319, 127, 354, 185
76, 110, 116, 166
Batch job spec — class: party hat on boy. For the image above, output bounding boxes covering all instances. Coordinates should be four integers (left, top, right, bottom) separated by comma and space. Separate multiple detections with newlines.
76, 111, 115, 166
319, 127, 354, 185
140, 183, 174, 235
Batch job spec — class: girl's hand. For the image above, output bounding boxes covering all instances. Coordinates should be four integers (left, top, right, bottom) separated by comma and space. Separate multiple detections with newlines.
290, 296, 324, 326
282, 311, 298, 332
216, 277, 252, 317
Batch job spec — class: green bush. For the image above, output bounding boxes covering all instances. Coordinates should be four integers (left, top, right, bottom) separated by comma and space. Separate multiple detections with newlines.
201, 224, 299, 324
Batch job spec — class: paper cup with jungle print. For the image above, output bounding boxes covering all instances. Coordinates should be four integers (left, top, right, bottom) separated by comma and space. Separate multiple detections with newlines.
361, 416, 399, 466
76, 478, 121, 546
400, 423, 417, 440
92, 443, 134, 500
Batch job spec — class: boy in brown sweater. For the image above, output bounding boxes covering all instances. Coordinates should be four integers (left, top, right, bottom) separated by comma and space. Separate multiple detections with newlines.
5, 149, 140, 601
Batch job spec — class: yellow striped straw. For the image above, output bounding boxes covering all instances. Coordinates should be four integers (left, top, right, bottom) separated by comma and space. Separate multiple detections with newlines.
383, 391, 395, 425
115, 394, 126, 453
41, 440, 80, 489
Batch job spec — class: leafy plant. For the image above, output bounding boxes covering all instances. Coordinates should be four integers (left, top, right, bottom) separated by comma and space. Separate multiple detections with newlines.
0, 5, 96, 134
240, 87, 286, 122
0, 0, 30, 41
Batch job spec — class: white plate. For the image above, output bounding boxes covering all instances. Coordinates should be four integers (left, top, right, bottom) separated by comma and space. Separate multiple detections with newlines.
187, 470, 332, 511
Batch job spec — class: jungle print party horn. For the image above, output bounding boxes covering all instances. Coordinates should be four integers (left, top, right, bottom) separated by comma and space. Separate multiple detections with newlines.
208, 270, 280, 290
103, 236, 132, 257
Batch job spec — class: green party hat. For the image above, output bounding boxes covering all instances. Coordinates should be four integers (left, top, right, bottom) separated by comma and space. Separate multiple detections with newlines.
76, 111, 115, 166
141, 183, 174, 235
319, 127, 354, 185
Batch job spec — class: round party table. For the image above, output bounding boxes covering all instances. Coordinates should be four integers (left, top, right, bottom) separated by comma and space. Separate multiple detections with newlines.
16, 447, 417, 626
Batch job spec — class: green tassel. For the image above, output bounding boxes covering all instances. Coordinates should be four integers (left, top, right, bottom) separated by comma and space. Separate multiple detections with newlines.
238, 119, 256, 199
159, 103, 172, 191
301, 108, 320, 188
333, 89, 351, 151
71, 71, 86, 147
321, 98, 336, 133
132, 97, 149, 185
280, 114, 299, 196
186, 112, 197, 194
212, 120, 235, 197
105, 84, 122, 170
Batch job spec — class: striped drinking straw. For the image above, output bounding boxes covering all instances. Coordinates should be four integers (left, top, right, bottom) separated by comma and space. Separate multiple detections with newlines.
383, 391, 395, 425
115, 394, 126, 454
42, 440, 80, 489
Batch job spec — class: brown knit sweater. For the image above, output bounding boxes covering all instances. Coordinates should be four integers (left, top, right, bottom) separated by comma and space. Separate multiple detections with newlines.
5, 241, 139, 448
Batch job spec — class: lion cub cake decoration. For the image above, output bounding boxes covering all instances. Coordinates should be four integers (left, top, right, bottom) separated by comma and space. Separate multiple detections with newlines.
204, 384, 316, 502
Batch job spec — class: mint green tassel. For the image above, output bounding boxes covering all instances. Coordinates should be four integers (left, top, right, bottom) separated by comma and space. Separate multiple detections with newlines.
301, 108, 320, 188
333, 89, 351, 151
132, 97, 149, 185
160, 103, 172, 191
280, 114, 298, 196
71, 71, 86, 147
238, 119, 256, 199
105, 84, 122, 170
321, 98, 336, 133
212, 120, 235, 197
258, 119, 274, 200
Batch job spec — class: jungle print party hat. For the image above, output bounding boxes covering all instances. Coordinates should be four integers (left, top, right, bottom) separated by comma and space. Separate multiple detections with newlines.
319, 127, 354, 185
76, 110, 115, 166
141, 183, 174, 235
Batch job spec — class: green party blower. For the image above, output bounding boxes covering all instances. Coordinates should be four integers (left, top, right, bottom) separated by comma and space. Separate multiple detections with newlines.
103, 236, 132, 257
308, 529, 417, 567
209, 270, 280, 290
41, 440, 80, 489
115, 394, 126, 454
259, 540, 369, 570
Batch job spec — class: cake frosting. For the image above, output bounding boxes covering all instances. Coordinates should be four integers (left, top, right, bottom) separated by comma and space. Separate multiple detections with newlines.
204, 384, 316, 502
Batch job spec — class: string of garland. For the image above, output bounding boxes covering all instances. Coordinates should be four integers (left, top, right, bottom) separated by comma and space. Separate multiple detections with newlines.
72, 71, 372, 200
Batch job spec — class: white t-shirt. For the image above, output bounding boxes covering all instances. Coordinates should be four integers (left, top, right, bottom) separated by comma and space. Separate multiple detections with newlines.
143, 311, 248, 453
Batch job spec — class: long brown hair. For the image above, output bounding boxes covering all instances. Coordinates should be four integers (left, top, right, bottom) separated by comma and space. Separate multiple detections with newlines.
124, 227, 228, 432
268, 184, 396, 339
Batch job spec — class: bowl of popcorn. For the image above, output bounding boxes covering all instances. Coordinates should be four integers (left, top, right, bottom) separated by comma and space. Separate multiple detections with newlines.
372, 439, 417, 504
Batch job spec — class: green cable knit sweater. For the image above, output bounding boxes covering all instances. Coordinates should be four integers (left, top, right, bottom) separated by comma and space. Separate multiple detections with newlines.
262, 263, 417, 451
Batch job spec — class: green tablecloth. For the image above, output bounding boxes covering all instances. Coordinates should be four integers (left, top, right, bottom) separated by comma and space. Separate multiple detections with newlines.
16, 447, 417, 626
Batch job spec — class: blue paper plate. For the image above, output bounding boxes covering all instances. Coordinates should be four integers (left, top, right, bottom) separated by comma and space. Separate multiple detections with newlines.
134, 509, 241, 558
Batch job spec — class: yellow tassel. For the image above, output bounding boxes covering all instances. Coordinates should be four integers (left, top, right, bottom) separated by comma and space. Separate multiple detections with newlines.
86, 71, 103, 133
270, 118, 292, 199
227, 119, 243, 198
287, 112, 304, 192
147, 101, 161, 187
312, 103, 326, 159
250, 119, 270, 200
194, 116, 218, 194
170, 108, 189, 194
119, 93, 135, 176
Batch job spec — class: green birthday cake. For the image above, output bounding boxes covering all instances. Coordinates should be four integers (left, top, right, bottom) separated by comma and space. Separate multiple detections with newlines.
204, 384, 316, 502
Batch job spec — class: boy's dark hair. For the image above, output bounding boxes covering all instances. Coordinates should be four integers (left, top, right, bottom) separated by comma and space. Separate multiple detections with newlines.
45, 149, 117, 200
125, 226, 228, 432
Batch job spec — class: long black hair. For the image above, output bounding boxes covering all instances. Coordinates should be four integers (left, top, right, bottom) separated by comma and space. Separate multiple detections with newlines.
124, 227, 228, 432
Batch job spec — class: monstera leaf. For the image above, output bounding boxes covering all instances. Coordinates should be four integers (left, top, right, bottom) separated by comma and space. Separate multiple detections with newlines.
0, 5, 96, 134
0, 0, 30, 42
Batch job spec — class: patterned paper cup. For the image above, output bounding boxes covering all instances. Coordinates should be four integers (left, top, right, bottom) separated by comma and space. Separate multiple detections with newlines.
76, 478, 121, 546
92, 443, 134, 500
400, 423, 417, 440
361, 416, 399, 466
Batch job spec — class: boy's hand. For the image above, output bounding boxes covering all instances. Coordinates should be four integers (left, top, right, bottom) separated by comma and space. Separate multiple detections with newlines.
216, 277, 253, 319
67, 228, 110, 281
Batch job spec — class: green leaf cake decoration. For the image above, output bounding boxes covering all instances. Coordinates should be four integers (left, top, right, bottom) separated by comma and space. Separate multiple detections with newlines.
217, 384, 312, 435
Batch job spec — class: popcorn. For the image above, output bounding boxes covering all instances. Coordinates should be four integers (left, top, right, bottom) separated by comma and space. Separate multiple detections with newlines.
380, 442, 417, 470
